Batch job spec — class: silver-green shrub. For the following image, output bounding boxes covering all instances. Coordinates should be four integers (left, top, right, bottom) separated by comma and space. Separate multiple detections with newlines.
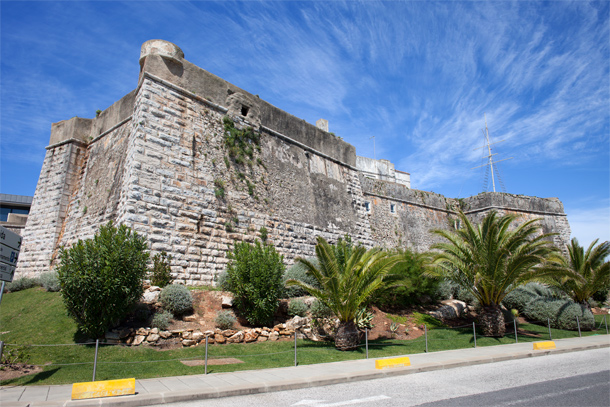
39, 272, 61, 292
151, 310, 173, 331
282, 259, 320, 298
159, 284, 193, 317
5, 277, 39, 293
525, 297, 595, 330
502, 283, 564, 313
310, 299, 333, 318
215, 310, 236, 329
288, 299, 309, 317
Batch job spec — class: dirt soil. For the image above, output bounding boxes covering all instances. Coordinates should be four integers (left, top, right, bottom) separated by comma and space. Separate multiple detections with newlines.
0, 364, 43, 382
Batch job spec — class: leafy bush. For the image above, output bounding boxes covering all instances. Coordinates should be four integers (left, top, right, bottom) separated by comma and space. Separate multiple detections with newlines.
225, 240, 285, 326
131, 302, 151, 323
525, 297, 595, 331
310, 299, 333, 318
288, 299, 309, 317
159, 284, 193, 317
215, 310, 237, 329
39, 272, 61, 292
150, 251, 173, 288
57, 221, 149, 338
5, 277, 39, 293
376, 249, 439, 308
151, 310, 173, 331
282, 259, 320, 298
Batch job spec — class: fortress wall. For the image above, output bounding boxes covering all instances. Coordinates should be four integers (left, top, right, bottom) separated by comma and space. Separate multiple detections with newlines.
361, 177, 457, 252
463, 193, 571, 249
54, 120, 134, 251
17, 141, 86, 277
139, 54, 355, 166
109, 75, 372, 284
363, 175, 571, 252
15, 40, 571, 281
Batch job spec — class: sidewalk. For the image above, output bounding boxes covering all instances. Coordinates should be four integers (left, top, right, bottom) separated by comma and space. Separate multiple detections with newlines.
1, 335, 608, 407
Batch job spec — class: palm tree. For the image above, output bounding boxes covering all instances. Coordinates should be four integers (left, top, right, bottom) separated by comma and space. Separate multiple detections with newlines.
286, 236, 402, 350
428, 211, 558, 337
547, 238, 610, 307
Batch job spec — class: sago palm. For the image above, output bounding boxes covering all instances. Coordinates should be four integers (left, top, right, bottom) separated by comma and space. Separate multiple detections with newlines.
286, 236, 402, 350
548, 238, 610, 307
428, 211, 558, 337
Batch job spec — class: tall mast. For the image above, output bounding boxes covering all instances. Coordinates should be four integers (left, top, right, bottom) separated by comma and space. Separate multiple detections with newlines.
472, 114, 513, 193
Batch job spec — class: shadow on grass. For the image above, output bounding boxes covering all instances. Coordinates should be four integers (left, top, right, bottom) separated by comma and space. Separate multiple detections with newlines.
2, 368, 61, 386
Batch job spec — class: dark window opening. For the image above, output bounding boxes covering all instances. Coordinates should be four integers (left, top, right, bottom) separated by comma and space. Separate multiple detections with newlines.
241, 105, 250, 116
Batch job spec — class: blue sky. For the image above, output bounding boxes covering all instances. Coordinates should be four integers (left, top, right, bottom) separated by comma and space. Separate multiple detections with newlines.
1, 1, 608, 248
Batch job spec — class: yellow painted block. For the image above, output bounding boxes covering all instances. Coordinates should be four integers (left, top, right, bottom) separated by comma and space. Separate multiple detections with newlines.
375, 356, 411, 370
71, 378, 135, 400
533, 341, 556, 350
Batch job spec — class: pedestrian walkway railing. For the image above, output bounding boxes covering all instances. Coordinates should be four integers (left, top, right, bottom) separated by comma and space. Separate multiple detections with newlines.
0, 315, 607, 385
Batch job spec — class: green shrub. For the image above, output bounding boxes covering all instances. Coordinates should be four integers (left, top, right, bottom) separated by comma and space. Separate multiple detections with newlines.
525, 297, 595, 331
376, 249, 439, 308
150, 251, 173, 287
131, 302, 151, 323
159, 284, 193, 317
225, 240, 285, 326
288, 299, 309, 317
39, 272, 61, 292
57, 222, 149, 338
151, 310, 173, 331
5, 277, 39, 293
215, 310, 236, 329
282, 259, 320, 298
310, 299, 333, 318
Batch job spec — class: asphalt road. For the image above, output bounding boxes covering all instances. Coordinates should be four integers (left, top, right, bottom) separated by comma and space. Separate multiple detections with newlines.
152, 348, 610, 407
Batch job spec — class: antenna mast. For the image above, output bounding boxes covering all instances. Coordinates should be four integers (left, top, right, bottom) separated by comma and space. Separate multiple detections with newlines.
472, 114, 513, 193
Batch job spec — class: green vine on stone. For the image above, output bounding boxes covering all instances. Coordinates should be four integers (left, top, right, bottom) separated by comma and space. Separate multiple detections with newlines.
223, 116, 260, 163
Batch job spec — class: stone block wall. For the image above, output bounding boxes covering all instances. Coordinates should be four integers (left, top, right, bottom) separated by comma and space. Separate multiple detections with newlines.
15, 39, 571, 282
17, 141, 86, 276
362, 176, 571, 252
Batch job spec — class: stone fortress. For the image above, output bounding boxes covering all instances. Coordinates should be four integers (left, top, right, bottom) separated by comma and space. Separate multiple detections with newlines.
15, 40, 571, 285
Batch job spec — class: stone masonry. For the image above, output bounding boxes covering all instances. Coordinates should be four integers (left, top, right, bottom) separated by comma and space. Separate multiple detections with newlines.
15, 40, 571, 284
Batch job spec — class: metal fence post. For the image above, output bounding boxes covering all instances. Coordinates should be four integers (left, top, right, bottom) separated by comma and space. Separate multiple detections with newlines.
294, 333, 297, 367
204, 336, 208, 375
576, 316, 581, 337
365, 328, 369, 359
424, 325, 428, 353
473, 322, 477, 348
547, 318, 552, 340
513, 319, 518, 343
0, 341, 4, 365
605, 315, 608, 335
92, 339, 99, 381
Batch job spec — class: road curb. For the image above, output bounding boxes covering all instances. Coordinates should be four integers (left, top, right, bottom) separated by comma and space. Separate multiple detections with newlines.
2, 338, 608, 407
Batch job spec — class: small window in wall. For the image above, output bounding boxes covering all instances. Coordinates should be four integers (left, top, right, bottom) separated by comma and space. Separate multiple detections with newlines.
364, 201, 371, 212
241, 105, 250, 117
390, 203, 396, 213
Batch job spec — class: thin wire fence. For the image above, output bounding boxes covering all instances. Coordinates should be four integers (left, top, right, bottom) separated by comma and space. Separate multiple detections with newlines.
1, 314, 607, 382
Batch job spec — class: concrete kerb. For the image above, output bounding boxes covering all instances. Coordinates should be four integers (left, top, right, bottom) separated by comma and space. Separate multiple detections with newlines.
1, 336, 608, 407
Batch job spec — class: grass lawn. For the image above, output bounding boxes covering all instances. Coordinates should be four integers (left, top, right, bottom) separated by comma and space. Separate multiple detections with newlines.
1, 288, 607, 386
